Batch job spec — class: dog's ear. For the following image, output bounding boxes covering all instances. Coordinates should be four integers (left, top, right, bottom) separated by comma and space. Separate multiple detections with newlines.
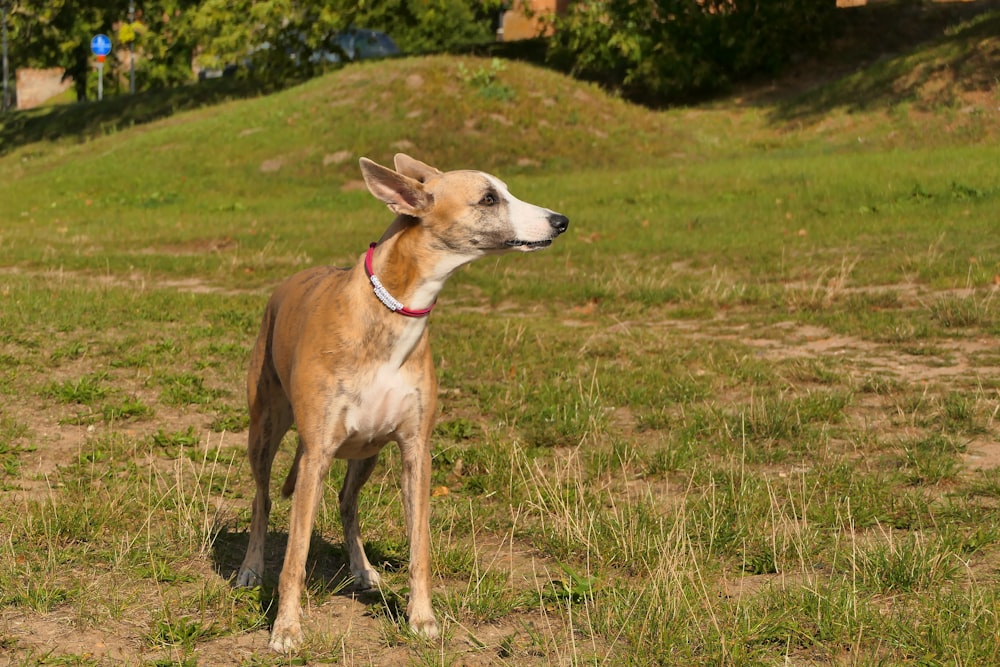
393, 154, 442, 184
360, 158, 432, 217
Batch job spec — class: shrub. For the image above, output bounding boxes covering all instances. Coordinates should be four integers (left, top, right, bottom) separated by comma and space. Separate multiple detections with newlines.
548, 0, 841, 105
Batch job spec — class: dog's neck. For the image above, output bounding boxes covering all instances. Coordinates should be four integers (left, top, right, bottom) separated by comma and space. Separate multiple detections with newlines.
366, 219, 475, 316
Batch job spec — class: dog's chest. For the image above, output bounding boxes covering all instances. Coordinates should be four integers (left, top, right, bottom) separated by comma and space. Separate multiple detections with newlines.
335, 365, 421, 458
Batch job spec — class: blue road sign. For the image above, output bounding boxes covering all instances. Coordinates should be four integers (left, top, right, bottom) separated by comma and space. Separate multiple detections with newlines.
91, 34, 112, 57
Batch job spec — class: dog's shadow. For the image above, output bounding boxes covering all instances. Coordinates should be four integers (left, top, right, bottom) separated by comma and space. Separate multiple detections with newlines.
210, 527, 408, 625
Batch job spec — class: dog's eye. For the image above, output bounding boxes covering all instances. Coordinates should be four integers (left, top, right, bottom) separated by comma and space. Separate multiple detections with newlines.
479, 192, 497, 207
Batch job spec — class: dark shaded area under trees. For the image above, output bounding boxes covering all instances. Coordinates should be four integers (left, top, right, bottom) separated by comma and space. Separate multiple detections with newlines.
545, 0, 843, 106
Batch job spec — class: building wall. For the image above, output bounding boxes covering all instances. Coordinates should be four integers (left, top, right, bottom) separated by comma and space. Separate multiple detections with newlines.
501, 0, 571, 41
15, 67, 72, 109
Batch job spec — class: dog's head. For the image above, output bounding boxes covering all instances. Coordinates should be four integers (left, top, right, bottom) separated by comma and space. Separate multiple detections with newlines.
359, 154, 568, 256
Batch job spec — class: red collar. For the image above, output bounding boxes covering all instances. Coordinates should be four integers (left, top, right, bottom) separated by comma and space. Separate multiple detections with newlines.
364, 243, 435, 318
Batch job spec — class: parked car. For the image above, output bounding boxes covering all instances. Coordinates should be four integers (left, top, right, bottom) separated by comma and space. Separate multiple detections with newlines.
314, 28, 400, 63
198, 29, 400, 80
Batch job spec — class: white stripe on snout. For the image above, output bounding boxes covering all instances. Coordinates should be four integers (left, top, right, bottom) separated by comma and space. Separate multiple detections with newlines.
486, 176, 557, 243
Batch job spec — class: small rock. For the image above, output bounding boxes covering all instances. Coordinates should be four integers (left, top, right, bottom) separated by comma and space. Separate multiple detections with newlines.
259, 158, 283, 173
323, 150, 352, 167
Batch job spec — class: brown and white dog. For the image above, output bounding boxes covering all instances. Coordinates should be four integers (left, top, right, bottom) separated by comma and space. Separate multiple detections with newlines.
236, 154, 568, 652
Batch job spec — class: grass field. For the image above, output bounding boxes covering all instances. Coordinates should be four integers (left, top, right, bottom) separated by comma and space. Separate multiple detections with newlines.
1, 10, 1000, 667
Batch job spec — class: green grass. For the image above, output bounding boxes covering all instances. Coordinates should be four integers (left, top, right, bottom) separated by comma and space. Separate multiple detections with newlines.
1, 15, 1000, 665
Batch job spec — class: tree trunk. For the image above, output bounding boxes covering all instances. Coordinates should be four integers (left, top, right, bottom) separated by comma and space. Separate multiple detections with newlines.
66, 46, 89, 101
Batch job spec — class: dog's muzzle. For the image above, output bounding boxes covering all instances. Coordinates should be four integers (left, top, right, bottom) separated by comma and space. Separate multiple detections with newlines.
504, 213, 569, 249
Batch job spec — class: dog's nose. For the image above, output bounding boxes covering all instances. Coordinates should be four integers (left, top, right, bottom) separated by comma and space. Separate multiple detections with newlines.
549, 213, 569, 235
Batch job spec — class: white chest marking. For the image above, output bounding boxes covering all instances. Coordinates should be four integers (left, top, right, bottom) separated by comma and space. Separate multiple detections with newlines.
336, 365, 419, 458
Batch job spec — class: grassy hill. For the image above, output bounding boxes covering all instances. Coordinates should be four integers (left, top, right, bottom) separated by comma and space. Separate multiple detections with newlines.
2, 4, 998, 286
2, 5, 998, 197
773, 6, 1000, 122
1, 56, 688, 173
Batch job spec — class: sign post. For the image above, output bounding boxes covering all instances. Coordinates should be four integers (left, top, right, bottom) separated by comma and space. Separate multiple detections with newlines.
90, 34, 112, 101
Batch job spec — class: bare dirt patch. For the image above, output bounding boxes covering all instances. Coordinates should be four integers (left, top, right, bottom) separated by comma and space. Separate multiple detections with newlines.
1, 614, 137, 664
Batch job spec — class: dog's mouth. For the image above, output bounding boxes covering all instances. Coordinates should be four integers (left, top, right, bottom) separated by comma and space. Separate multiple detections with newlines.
504, 239, 553, 250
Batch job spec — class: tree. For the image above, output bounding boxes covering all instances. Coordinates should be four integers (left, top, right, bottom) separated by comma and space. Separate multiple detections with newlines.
548, 0, 841, 105
7, 0, 127, 101
5, 0, 506, 101
2, 0, 12, 110
354, 0, 502, 54
190, 0, 359, 78
7, 0, 200, 101
189, 0, 502, 79
124, 1, 203, 90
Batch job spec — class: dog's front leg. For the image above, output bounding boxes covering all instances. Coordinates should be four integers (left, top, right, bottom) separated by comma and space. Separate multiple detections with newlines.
269, 436, 335, 653
399, 436, 439, 638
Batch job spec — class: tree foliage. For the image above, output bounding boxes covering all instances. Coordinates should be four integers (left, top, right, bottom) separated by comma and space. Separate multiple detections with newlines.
6, 0, 201, 100
548, 0, 841, 105
188, 0, 502, 78
3, 0, 500, 101
8, 0, 836, 108
354, 0, 502, 54
127, 2, 202, 91
7, 0, 126, 100
189, 0, 357, 78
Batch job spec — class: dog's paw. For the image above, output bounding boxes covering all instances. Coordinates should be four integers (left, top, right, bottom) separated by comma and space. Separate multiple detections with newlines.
350, 567, 381, 591
235, 566, 262, 588
268, 619, 303, 654
408, 612, 439, 640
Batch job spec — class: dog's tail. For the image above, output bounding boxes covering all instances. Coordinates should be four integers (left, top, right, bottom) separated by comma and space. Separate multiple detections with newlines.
281, 442, 302, 498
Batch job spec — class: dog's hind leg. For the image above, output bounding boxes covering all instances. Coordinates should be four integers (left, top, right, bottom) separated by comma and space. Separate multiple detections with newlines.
237, 364, 293, 588
339, 455, 381, 590
280, 440, 303, 499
